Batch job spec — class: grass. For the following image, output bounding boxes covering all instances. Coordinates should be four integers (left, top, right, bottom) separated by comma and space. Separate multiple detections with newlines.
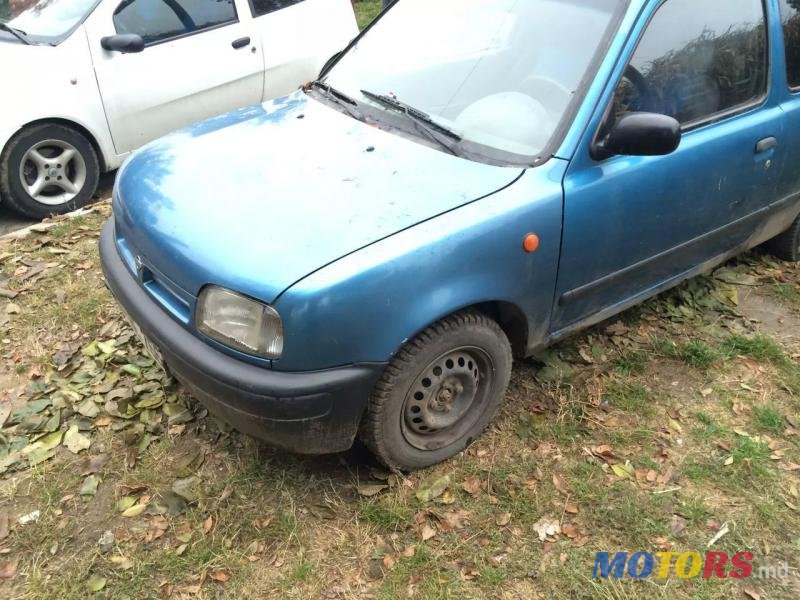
354, 0, 383, 29
753, 404, 784, 433
653, 337, 721, 368
3, 210, 800, 598
605, 380, 649, 412
773, 282, 800, 307
721, 333, 789, 365
612, 349, 648, 375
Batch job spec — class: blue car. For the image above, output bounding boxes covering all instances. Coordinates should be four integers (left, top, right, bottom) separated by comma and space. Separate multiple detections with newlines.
100, 0, 800, 470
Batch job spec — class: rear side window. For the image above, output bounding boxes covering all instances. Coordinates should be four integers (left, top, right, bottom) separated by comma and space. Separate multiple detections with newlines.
779, 0, 800, 89
114, 0, 237, 45
251, 0, 305, 18
612, 0, 767, 126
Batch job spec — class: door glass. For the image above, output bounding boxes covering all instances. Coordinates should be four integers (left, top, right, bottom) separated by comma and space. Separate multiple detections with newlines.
779, 0, 800, 89
113, 0, 237, 45
611, 0, 767, 127
251, 0, 305, 18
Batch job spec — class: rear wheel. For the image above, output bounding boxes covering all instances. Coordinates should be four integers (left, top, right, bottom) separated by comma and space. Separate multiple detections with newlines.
0, 124, 100, 219
361, 311, 512, 471
764, 214, 800, 262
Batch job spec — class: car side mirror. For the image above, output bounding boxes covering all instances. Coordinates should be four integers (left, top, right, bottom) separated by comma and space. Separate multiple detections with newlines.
593, 112, 681, 160
101, 34, 145, 54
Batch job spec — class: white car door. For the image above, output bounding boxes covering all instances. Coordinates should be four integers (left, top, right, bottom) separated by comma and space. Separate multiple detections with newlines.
84, 0, 264, 155
247, 0, 358, 99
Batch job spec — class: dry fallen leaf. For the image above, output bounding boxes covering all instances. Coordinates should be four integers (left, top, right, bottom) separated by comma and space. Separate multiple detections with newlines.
462, 476, 482, 495
670, 514, 688, 538
496, 512, 512, 527
438, 509, 470, 532
552, 473, 569, 495
210, 570, 230, 583
416, 474, 451, 502
561, 523, 580, 539
145, 516, 169, 543
420, 523, 437, 541
0, 559, 18, 579
203, 515, 214, 534
382, 554, 396, 570
357, 483, 388, 497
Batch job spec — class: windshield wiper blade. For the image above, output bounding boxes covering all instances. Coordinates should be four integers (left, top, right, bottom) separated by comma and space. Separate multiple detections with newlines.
311, 80, 358, 106
310, 80, 365, 123
360, 89, 462, 142
0, 23, 30, 45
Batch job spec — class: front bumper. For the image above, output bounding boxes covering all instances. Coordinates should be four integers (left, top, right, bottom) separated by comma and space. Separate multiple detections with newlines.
99, 220, 385, 454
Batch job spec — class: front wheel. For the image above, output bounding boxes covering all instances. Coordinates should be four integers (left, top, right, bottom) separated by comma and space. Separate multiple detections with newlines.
361, 311, 512, 471
0, 124, 100, 220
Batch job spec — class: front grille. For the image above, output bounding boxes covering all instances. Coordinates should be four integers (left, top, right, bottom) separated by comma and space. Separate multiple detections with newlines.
115, 232, 193, 325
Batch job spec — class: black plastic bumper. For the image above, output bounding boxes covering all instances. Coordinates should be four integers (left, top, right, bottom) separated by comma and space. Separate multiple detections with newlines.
99, 220, 385, 454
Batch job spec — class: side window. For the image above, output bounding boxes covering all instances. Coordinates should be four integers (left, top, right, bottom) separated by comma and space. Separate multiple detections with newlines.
251, 0, 305, 18
779, 0, 800, 89
114, 0, 237, 45
611, 0, 767, 127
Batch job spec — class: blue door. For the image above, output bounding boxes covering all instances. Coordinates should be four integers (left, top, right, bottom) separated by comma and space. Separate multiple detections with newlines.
551, 0, 784, 333
773, 0, 800, 230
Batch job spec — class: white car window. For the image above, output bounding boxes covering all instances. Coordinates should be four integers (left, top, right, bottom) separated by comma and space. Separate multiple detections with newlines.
251, 0, 305, 18
113, 0, 238, 45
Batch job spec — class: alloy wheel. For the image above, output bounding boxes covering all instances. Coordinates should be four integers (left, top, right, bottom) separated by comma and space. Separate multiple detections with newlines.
19, 139, 87, 206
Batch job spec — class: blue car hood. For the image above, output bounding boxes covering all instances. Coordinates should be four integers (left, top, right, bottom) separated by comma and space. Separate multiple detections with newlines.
114, 92, 523, 303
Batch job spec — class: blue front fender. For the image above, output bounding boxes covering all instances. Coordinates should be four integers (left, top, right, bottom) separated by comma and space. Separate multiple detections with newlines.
273, 160, 567, 371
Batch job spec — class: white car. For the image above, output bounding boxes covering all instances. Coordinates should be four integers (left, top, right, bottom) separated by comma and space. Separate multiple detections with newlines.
0, 0, 358, 219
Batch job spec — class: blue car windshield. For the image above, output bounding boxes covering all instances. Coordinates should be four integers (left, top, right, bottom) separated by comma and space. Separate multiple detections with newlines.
0, 0, 101, 45
326, 0, 625, 164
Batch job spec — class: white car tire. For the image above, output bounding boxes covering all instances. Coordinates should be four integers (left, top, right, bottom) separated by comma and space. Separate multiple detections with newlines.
1, 123, 100, 219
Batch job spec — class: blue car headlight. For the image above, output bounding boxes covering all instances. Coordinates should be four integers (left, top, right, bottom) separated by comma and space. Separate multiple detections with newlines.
196, 286, 283, 359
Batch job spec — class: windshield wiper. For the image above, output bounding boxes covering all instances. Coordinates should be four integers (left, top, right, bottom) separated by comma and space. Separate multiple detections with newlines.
360, 89, 462, 142
0, 23, 30, 45
312, 80, 358, 106
310, 80, 365, 121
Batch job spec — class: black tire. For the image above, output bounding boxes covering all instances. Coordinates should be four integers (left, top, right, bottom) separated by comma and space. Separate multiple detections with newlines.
0, 123, 100, 220
764, 214, 800, 262
361, 311, 513, 471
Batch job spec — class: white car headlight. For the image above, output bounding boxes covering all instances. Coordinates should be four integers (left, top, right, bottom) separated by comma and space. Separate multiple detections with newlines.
196, 286, 283, 359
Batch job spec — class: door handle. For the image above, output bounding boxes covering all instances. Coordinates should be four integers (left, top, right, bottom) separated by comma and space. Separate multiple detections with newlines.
755, 137, 778, 153
231, 37, 250, 50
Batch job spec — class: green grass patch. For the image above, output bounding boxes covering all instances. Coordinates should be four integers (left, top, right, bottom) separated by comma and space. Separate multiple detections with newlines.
612, 349, 648, 375
773, 282, 800, 307
722, 334, 788, 365
653, 337, 720, 368
753, 405, 784, 433
691, 411, 725, 441
605, 381, 649, 412
354, 0, 382, 29
360, 501, 412, 532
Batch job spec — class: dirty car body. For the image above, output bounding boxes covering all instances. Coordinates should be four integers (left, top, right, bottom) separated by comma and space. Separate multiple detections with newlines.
101, 0, 800, 464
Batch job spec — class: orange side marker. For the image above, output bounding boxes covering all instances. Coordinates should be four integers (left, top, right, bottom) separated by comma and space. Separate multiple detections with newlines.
523, 233, 540, 253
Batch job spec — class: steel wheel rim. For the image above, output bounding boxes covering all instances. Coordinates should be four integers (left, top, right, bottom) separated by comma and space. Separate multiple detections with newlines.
19, 139, 87, 206
401, 346, 494, 452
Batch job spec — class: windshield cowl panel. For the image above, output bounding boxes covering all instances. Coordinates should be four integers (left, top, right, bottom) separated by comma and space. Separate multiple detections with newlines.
0, 0, 101, 45
325, 0, 627, 167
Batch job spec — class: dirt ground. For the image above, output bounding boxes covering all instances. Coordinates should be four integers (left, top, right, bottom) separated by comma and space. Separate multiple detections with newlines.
0, 205, 798, 599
